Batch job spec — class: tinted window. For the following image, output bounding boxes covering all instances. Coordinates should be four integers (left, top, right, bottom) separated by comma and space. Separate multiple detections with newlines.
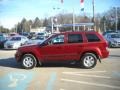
86, 34, 100, 42
68, 34, 83, 43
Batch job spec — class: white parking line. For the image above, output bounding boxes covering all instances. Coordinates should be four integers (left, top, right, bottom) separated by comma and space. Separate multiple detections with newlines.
62, 71, 106, 74
60, 89, 65, 90
35, 81, 41, 90
61, 78, 120, 89
62, 73, 111, 79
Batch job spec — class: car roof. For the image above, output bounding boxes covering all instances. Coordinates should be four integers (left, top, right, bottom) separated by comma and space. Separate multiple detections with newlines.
107, 33, 120, 35
55, 31, 97, 35
12, 35, 27, 38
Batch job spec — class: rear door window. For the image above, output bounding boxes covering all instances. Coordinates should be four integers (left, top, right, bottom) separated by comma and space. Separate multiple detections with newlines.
68, 34, 83, 43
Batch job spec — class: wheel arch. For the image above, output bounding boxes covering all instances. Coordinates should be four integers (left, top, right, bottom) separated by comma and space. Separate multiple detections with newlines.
80, 52, 98, 69
80, 51, 99, 60
21, 52, 42, 66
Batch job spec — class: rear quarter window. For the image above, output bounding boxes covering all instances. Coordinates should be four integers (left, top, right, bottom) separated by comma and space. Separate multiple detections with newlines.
86, 33, 101, 42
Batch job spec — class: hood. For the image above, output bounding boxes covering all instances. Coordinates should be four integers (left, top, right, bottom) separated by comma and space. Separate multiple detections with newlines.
18, 44, 39, 51
26, 39, 44, 45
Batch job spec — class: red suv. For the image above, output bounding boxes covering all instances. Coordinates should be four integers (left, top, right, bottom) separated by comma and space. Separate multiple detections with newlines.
15, 31, 109, 69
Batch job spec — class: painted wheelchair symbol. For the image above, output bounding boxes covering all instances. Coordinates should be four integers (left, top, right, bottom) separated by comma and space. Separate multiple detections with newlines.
8, 73, 26, 87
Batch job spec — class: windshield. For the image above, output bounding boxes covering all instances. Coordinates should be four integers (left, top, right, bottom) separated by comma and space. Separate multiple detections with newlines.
10, 37, 21, 41
111, 34, 120, 38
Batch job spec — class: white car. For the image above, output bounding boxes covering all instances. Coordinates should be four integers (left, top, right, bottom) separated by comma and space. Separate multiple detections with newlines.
4, 35, 29, 49
104, 33, 120, 47
26, 36, 45, 45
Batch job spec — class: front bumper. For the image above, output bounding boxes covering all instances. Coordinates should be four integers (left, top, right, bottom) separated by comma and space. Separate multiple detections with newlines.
4, 44, 18, 49
15, 51, 22, 62
111, 41, 120, 47
111, 43, 120, 47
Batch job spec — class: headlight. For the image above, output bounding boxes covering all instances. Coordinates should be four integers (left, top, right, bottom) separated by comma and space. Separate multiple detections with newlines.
14, 43, 18, 46
113, 40, 117, 43
111, 40, 117, 43
14, 42, 21, 47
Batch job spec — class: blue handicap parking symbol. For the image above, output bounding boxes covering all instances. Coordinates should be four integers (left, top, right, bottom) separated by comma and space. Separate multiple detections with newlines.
0, 72, 34, 90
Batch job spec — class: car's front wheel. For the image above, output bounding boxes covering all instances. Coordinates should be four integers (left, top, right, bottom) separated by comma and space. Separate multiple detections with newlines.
21, 54, 37, 69
80, 53, 97, 69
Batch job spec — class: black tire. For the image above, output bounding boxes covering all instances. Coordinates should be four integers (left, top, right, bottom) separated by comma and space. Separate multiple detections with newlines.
80, 53, 97, 69
36, 60, 43, 67
21, 54, 37, 69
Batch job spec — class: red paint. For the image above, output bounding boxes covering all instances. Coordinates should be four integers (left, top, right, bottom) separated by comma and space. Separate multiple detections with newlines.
15, 31, 109, 63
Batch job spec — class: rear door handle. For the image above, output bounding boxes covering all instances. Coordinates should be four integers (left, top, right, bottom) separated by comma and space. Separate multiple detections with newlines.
56, 47, 62, 49
78, 45, 83, 47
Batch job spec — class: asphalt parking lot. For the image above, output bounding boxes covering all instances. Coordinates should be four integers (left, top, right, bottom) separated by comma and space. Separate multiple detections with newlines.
0, 48, 120, 90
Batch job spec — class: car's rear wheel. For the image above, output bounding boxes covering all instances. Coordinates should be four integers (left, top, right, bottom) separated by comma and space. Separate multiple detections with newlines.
80, 53, 97, 69
21, 54, 37, 69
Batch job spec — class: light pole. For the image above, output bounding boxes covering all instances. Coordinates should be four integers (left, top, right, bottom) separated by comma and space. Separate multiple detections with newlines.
115, 7, 118, 32
92, 0, 95, 31
73, 8, 75, 31
51, 7, 60, 33
104, 21, 106, 32
51, 17, 54, 33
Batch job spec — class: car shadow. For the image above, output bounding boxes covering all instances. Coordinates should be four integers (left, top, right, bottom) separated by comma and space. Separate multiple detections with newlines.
0, 49, 16, 51
109, 55, 120, 58
0, 58, 83, 69
37, 62, 83, 69
0, 57, 21, 69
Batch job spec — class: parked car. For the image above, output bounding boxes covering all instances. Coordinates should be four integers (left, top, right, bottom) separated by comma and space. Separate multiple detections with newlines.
0, 36, 7, 49
37, 32, 48, 37
4, 35, 29, 49
25, 35, 46, 45
102, 30, 115, 36
9, 33, 18, 37
0, 33, 4, 37
104, 33, 120, 48
20, 32, 31, 39
29, 32, 36, 39
15, 31, 109, 69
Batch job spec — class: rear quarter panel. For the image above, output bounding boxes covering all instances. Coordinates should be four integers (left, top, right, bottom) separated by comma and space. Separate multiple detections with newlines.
83, 32, 109, 59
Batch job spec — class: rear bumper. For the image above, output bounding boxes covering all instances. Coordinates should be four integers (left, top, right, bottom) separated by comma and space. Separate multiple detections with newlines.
101, 50, 109, 59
